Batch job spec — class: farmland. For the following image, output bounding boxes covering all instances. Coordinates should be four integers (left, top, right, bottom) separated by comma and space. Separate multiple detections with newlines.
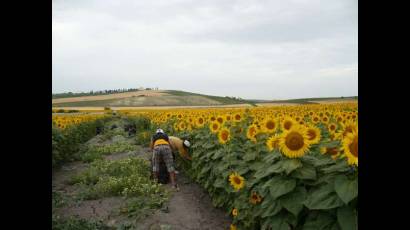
52, 102, 358, 229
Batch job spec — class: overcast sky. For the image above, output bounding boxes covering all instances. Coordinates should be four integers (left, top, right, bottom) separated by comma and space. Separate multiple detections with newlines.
52, 0, 357, 100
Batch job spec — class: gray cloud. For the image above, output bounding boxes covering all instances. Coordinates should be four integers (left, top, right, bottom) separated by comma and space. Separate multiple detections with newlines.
52, 0, 357, 100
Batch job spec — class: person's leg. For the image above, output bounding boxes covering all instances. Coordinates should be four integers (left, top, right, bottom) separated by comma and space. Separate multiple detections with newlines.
163, 146, 178, 188
152, 147, 160, 181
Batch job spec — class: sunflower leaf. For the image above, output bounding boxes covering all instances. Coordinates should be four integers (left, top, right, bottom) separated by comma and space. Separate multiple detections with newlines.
280, 187, 307, 217
334, 175, 358, 204
253, 161, 284, 181
262, 151, 281, 163
281, 159, 303, 175
291, 163, 317, 180
320, 160, 350, 174
243, 151, 258, 162
337, 206, 357, 230
267, 213, 291, 230
267, 176, 297, 200
304, 184, 344, 210
302, 211, 336, 230
260, 201, 282, 218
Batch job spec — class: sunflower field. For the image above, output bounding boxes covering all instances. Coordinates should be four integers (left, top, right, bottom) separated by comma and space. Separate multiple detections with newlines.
52, 114, 112, 167
121, 103, 358, 230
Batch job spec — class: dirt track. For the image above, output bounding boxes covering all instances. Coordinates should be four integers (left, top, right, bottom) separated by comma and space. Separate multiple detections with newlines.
52, 135, 231, 229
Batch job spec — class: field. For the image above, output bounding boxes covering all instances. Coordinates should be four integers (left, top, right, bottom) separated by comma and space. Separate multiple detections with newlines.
52, 102, 358, 229
52, 90, 249, 107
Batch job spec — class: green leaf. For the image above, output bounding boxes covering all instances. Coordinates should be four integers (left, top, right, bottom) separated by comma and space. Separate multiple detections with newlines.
260, 201, 282, 218
211, 149, 225, 160
321, 160, 350, 174
263, 151, 281, 162
267, 213, 291, 230
203, 142, 215, 149
243, 151, 258, 162
280, 187, 307, 217
302, 211, 336, 230
291, 163, 317, 180
253, 161, 284, 180
213, 177, 225, 188
304, 184, 344, 210
334, 175, 358, 204
337, 206, 357, 230
237, 166, 250, 175
282, 159, 303, 175
266, 176, 297, 200
249, 162, 266, 171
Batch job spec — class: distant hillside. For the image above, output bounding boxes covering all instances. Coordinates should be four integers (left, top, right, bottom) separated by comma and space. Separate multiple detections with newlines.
52, 89, 357, 108
52, 90, 251, 107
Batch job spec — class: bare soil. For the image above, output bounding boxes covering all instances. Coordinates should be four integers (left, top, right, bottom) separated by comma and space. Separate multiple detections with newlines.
52, 135, 231, 229
136, 173, 231, 230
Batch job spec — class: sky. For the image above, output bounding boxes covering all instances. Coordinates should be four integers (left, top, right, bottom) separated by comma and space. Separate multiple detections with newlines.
52, 0, 357, 100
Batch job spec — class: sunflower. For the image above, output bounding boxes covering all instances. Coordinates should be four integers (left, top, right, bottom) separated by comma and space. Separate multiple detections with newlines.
230, 224, 237, 230
311, 115, 320, 124
262, 118, 277, 133
216, 116, 225, 125
342, 130, 358, 166
233, 113, 242, 122
250, 191, 262, 204
305, 125, 321, 144
281, 117, 295, 131
229, 172, 245, 191
218, 128, 231, 144
327, 123, 337, 133
225, 114, 232, 122
266, 135, 280, 151
336, 121, 357, 140
279, 125, 311, 158
178, 122, 186, 131
232, 208, 238, 217
209, 122, 220, 133
320, 146, 340, 160
246, 124, 258, 142
321, 116, 329, 124
196, 117, 205, 128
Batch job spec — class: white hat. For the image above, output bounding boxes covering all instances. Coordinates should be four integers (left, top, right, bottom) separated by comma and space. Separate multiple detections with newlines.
156, 129, 164, 134
183, 140, 191, 148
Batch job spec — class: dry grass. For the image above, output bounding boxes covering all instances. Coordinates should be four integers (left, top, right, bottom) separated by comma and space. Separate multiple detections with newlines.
52, 104, 253, 111
309, 99, 358, 104
52, 90, 168, 104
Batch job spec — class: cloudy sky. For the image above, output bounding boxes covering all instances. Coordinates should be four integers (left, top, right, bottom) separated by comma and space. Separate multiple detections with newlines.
52, 0, 357, 100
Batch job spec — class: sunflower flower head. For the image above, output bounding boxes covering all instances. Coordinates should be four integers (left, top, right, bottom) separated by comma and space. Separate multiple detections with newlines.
229, 172, 245, 191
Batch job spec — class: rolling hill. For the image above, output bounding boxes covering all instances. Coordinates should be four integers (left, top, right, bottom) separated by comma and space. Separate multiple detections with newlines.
52, 89, 357, 108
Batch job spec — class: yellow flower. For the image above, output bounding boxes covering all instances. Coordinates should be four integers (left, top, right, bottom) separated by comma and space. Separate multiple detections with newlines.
266, 135, 280, 151
230, 224, 237, 230
279, 125, 311, 158
233, 113, 243, 122
229, 172, 245, 191
261, 118, 277, 133
218, 128, 231, 144
305, 125, 321, 144
342, 130, 358, 166
209, 121, 220, 133
250, 191, 262, 204
232, 208, 238, 217
281, 116, 296, 131
246, 124, 258, 142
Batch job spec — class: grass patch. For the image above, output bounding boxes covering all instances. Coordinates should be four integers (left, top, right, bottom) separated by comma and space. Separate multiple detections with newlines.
78, 141, 136, 163
52, 215, 111, 230
69, 158, 168, 200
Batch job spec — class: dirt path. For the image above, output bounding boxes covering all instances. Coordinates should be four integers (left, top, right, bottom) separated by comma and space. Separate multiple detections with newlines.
52, 137, 231, 229
136, 172, 231, 230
